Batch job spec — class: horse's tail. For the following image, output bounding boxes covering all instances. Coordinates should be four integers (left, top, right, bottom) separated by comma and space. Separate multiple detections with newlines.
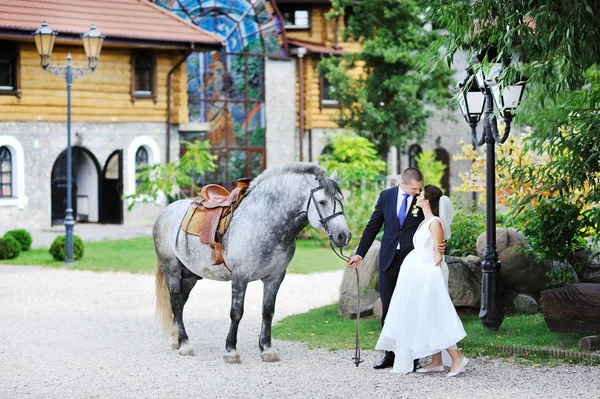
155, 261, 173, 336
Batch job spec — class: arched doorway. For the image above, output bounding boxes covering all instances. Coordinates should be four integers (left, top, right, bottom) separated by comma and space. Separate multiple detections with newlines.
51, 146, 100, 226
158, 0, 288, 188
408, 144, 422, 168
435, 147, 451, 195
100, 150, 123, 224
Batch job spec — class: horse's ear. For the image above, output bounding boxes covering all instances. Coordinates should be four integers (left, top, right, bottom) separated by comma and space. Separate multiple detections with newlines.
330, 170, 338, 181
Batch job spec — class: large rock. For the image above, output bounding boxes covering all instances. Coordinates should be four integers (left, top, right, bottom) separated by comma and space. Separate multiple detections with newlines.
338, 241, 380, 319
446, 256, 481, 308
477, 228, 549, 295
513, 293, 539, 315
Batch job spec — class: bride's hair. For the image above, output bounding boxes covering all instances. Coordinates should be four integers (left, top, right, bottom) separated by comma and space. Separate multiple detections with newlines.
423, 185, 443, 216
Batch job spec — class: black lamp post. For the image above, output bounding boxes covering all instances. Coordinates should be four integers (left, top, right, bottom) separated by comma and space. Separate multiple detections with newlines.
457, 51, 526, 331
33, 21, 105, 265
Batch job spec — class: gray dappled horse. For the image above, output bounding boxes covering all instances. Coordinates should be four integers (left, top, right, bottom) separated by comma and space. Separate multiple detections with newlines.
154, 163, 351, 363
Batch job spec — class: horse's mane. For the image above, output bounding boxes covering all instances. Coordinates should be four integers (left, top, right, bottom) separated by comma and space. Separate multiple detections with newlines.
249, 162, 343, 199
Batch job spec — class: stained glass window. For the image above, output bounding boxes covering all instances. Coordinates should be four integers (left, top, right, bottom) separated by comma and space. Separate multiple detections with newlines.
0, 146, 12, 197
157, 0, 287, 188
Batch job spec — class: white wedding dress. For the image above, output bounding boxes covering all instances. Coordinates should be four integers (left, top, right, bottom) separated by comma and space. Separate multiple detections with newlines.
375, 216, 466, 374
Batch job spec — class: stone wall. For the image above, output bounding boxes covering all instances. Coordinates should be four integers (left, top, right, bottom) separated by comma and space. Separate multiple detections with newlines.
0, 121, 169, 230
265, 57, 297, 167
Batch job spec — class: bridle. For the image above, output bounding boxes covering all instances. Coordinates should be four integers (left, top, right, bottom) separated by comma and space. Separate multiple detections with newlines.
299, 180, 364, 367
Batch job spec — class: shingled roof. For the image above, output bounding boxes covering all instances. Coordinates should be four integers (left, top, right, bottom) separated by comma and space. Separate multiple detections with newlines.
0, 0, 222, 50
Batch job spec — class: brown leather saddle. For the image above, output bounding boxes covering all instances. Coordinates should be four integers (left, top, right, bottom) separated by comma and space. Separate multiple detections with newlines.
180, 178, 251, 267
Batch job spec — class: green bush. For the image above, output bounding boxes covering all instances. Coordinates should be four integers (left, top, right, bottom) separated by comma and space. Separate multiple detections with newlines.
447, 206, 486, 257
517, 198, 587, 284
0, 235, 21, 260
4, 229, 32, 251
49, 235, 85, 261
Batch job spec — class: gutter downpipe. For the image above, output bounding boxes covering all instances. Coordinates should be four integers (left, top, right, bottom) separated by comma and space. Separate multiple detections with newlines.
166, 49, 193, 163
296, 47, 307, 162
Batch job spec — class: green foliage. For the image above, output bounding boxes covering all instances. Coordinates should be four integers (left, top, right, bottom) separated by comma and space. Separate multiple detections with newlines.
0, 235, 21, 260
415, 150, 446, 189
517, 198, 588, 284
316, 133, 386, 250
319, 0, 454, 158
420, 0, 600, 243
4, 229, 32, 251
446, 204, 486, 257
126, 140, 217, 209
318, 134, 386, 191
49, 235, 84, 261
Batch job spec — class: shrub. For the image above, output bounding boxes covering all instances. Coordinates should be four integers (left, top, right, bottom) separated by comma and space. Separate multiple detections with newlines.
0, 235, 21, 260
446, 205, 486, 257
517, 198, 587, 284
4, 229, 32, 251
49, 235, 85, 261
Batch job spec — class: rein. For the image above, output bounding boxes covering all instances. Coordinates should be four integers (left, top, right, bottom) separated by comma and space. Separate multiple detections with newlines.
299, 182, 363, 367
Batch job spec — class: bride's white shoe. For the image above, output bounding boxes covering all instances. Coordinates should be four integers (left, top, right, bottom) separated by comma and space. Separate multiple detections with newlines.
447, 357, 469, 377
416, 365, 445, 373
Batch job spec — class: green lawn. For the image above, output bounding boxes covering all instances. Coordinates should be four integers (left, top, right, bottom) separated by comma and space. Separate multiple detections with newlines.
272, 304, 600, 366
0, 237, 344, 274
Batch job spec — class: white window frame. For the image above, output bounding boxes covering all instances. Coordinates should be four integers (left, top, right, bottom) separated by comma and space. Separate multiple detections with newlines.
282, 9, 310, 29
0, 135, 27, 208
126, 136, 161, 203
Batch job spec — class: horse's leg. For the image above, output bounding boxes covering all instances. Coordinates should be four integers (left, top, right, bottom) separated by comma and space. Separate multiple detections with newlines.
164, 259, 197, 356
259, 272, 286, 362
223, 277, 249, 364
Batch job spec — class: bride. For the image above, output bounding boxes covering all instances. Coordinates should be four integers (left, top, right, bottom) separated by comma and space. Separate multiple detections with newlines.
375, 184, 469, 377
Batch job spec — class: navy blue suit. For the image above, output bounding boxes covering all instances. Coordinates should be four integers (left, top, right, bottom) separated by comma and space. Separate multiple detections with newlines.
355, 186, 424, 325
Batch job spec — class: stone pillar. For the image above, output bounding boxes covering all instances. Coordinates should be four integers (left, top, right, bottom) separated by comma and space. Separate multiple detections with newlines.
265, 57, 297, 167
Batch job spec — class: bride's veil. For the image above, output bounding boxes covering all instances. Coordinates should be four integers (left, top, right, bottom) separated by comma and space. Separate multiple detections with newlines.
439, 196, 454, 240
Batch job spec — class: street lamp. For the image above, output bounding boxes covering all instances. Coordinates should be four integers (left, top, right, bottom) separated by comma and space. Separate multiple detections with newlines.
457, 49, 526, 331
33, 21, 105, 265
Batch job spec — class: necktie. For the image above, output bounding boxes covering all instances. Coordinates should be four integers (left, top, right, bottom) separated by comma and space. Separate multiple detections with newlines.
398, 193, 410, 228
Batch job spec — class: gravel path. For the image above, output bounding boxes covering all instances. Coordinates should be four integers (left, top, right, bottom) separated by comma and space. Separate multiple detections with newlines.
0, 265, 598, 399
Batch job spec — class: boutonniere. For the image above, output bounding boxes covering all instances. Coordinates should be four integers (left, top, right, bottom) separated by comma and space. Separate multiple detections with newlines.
411, 205, 419, 217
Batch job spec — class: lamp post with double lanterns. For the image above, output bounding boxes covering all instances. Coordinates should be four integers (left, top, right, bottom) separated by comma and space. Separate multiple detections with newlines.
33, 21, 105, 265
456, 49, 526, 331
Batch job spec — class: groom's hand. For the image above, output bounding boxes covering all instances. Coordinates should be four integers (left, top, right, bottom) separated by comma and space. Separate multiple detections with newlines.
437, 240, 447, 255
347, 255, 363, 269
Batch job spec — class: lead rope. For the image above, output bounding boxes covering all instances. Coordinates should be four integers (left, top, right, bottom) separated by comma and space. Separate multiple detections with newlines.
329, 241, 363, 367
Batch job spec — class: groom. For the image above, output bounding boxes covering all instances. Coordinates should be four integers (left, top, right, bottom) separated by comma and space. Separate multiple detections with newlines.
347, 167, 433, 370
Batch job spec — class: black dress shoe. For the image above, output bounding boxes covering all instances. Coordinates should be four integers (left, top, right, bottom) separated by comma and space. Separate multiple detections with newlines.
373, 352, 395, 369
413, 359, 422, 372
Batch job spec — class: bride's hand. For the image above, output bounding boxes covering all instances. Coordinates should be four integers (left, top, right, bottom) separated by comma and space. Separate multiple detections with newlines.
434, 252, 442, 267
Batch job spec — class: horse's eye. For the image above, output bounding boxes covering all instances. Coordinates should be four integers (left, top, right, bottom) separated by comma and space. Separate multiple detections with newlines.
319, 200, 327, 206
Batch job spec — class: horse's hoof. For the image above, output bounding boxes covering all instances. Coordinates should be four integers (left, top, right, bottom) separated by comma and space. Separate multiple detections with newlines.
223, 350, 241, 364
171, 340, 180, 350
261, 348, 280, 362
178, 343, 195, 356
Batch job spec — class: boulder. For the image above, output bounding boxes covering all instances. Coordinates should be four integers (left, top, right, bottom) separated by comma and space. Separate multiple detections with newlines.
513, 293, 538, 315
476, 228, 549, 295
338, 241, 380, 319
446, 256, 481, 308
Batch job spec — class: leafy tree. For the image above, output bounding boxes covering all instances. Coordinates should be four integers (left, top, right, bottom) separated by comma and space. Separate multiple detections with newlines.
318, 134, 386, 191
126, 140, 217, 209
421, 0, 600, 236
415, 150, 446, 189
317, 133, 387, 249
319, 0, 454, 159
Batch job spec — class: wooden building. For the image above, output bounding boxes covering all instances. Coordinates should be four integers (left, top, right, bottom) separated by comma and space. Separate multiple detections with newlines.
0, 0, 221, 229
0, 0, 468, 230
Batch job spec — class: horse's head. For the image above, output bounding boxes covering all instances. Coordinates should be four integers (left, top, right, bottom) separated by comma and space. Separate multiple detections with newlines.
305, 171, 351, 248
